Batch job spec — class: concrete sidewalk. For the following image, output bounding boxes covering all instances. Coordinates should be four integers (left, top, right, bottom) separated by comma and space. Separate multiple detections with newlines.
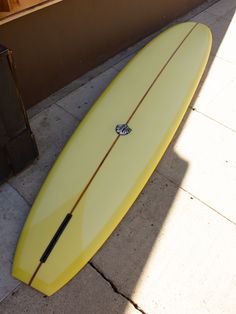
1, 0, 236, 313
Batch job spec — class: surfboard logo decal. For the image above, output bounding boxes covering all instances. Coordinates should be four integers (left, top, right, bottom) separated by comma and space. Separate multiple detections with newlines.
116, 124, 132, 136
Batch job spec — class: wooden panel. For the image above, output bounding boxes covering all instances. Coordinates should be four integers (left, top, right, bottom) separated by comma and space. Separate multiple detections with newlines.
0, 0, 19, 12
0, 0, 62, 24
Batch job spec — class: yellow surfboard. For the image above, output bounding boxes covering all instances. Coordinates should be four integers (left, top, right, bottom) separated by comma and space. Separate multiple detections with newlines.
12, 22, 212, 296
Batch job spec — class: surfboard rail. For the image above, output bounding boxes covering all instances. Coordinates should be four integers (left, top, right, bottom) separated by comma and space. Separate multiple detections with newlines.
12, 21, 212, 296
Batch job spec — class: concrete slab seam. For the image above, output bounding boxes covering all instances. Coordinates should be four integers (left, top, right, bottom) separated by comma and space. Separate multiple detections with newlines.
55, 102, 81, 122
157, 170, 236, 228
0, 283, 22, 304
213, 55, 236, 66
190, 107, 236, 134
7, 183, 31, 207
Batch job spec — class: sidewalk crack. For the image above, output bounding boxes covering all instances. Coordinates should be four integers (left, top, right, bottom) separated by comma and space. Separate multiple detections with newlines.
89, 262, 146, 314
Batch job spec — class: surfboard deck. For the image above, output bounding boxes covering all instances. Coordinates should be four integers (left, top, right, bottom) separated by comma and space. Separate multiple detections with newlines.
12, 22, 212, 296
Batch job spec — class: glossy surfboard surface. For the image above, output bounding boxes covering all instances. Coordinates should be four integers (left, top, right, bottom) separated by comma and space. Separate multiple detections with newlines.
12, 22, 212, 296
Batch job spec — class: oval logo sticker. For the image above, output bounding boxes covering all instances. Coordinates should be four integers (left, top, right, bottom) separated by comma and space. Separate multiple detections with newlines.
116, 124, 132, 136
